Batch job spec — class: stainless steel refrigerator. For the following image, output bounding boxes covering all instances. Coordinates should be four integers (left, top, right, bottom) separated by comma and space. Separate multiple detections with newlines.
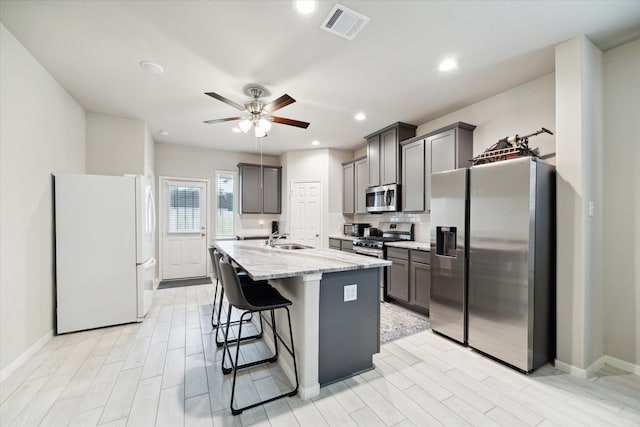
430, 157, 555, 372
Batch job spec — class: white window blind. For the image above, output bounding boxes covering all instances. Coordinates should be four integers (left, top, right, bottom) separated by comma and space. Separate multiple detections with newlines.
168, 186, 201, 233
216, 172, 235, 237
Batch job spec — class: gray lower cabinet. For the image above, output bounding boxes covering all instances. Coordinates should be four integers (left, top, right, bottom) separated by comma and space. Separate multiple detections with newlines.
385, 247, 430, 314
238, 163, 282, 214
409, 250, 430, 312
329, 238, 341, 250
386, 247, 409, 301
341, 240, 354, 253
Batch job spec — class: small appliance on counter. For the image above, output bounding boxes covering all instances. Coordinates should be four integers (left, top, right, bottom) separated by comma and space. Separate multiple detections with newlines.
343, 223, 370, 237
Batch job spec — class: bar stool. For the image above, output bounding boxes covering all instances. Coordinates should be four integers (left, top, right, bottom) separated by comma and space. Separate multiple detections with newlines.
212, 250, 269, 347
208, 246, 248, 328
218, 258, 299, 415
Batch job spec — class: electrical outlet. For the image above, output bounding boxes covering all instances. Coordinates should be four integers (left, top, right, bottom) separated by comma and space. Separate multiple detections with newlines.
344, 284, 357, 302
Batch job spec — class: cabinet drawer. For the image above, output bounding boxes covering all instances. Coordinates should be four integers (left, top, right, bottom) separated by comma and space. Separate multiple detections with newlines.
341, 240, 354, 252
329, 238, 341, 250
410, 249, 430, 264
386, 247, 409, 260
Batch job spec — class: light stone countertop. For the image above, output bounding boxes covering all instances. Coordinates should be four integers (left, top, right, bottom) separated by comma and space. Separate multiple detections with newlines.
328, 235, 356, 241
385, 241, 431, 251
213, 240, 391, 281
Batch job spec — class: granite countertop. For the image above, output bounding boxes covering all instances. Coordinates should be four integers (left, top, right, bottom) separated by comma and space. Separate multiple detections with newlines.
385, 241, 431, 251
213, 240, 391, 281
328, 235, 356, 241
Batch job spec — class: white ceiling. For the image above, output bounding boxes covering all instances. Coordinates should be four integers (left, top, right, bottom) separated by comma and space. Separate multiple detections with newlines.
1, 0, 639, 156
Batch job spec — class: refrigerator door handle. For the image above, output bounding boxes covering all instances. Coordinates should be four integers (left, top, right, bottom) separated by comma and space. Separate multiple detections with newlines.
137, 257, 156, 268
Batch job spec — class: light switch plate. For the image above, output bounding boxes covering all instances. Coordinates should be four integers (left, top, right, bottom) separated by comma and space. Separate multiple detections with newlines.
344, 284, 358, 302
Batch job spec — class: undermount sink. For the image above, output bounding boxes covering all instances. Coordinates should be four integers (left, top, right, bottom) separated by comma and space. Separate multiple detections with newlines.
273, 243, 311, 250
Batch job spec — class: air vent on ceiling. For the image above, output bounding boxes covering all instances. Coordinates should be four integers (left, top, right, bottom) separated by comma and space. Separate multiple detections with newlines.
321, 3, 370, 41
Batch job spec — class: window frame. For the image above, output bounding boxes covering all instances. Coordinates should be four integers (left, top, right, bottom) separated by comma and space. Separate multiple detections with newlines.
215, 170, 236, 238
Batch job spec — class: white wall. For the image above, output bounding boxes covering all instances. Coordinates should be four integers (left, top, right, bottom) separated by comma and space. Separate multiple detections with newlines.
0, 24, 86, 374
86, 112, 147, 176
280, 149, 352, 244
603, 38, 640, 367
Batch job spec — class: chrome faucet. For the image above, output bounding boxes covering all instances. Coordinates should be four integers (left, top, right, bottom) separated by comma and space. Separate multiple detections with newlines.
267, 232, 289, 247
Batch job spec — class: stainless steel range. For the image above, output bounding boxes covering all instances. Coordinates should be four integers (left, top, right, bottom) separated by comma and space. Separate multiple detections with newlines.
353, 222, 414, 300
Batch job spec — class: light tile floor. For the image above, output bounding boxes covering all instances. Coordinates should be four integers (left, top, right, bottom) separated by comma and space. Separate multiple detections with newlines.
1, 283, 639, 426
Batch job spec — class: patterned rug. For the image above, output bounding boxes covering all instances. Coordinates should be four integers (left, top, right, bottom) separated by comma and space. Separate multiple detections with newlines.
380, 302, 430, 344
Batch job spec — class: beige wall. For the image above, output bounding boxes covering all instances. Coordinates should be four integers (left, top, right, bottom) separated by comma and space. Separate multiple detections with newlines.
603, 38, 640, 367
0, 24, 86, 374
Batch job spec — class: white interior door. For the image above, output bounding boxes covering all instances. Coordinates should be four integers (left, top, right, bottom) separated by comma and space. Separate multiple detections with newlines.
161, 179, 207, 280
291, 181, 322, 248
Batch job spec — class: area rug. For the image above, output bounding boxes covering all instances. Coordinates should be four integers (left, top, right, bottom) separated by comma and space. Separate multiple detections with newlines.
157, 277, 212, 289
380, 302, 430, 344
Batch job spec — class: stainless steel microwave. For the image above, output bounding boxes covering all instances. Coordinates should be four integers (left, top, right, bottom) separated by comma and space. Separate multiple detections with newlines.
366, 184, 400, 213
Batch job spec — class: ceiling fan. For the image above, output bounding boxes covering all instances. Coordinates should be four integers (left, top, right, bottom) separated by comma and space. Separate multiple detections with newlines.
203, 86, 310, 137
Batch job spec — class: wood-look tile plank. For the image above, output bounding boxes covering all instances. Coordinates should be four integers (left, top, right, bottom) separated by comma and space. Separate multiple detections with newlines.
371, 357, 415, 391
344, 376, 405, 426
184, 392, 214, 427
77, 360, 123, 412
162, 347, 185, 389
152, 321, 172, 344
441, 395, 499, 427
326, 380, 366, 414
262, 398, 300, 427
126, 375, 162, 427
156, 384, 184, 427
348, 406, 386, 427
68, 406, 103, 426
403, 384, 470, 426
313, 393, 357, 426
168, 323, 187, 350
99, 366, 142, 424
0, 351, 50, 404
382, 352, 452, 401
186, 328, 204, 356
105, 333, 136, 364
142, 340, 168, 380
185, 352, 209, 399
485, 406, 529, 427
286, 394, 329, 426
211, 408, 243, 427
0, 376, 47, 425
9, 384, 65, 426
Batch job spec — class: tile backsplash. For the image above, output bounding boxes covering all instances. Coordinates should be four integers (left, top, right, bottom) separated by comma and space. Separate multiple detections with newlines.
347, 211, 431, 242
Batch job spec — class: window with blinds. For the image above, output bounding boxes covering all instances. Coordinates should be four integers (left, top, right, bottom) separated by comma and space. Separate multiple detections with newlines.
168, 186, 201, 233
216, 171, 235, 237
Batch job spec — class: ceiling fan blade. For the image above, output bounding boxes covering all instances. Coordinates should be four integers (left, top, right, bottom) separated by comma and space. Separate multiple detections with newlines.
204, 92, 245, 111
263, 94, 295, 113
203, 117, 243, 124
271, 116, 310, 129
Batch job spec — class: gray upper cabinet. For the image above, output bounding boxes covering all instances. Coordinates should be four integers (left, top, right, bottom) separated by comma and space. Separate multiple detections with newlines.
367, 135, 380, 187
354, 158, 368, 213
238, 163, 282, 214
429, 122, 475, 174
401, 138, 427, 212
342, 156, 367, 214
342, 162, 355, 214
366, 122, 417, 188
400, 122, 475, 212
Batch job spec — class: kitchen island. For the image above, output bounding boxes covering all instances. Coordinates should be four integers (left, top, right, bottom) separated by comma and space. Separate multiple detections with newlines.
212, 240, 391, 399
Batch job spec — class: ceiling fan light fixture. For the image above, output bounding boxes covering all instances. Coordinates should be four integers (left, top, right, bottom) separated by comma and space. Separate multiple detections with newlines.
238, 119, 252, 133
294, 0, 316, 14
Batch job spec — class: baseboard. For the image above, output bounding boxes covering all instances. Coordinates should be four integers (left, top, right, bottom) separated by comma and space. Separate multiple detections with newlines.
554, 354, 640, 378
0, 330, 53, 382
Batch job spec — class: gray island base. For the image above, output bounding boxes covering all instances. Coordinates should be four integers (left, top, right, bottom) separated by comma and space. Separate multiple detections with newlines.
213, 240, 390, 399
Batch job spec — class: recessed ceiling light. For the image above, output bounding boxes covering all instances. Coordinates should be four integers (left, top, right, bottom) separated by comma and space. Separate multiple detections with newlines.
232, 127, 241, 133
293, 0, 316, 14
311, 140, 320, 146
139, 60, 164, 74
354, 112, 367, 121
438, 57, 458, 72
158, 129, 169, 136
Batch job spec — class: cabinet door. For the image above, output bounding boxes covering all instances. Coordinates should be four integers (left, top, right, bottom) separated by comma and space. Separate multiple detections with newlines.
410, 261, 430, 311
354, 159, 368, 213
386, 257, 409, 302
424, 137, 432, 211
329, 238, 341, 250
381, 128, 398, 185
367, 136, 380, 187
341, 240, 354, 253
430, 129, 456, 173
401, 139, 425, 212
262, 166, 281, 214
342, 163, 355, 214
240, 165, 262, 214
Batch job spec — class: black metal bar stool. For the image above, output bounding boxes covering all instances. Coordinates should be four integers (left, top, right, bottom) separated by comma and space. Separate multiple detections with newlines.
211, 249, 269, 347
218, 258, 299, 415
208, 246, 248, 328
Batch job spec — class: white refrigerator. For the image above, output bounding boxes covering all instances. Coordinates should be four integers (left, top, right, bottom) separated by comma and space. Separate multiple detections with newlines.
54, 173, 156, 334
